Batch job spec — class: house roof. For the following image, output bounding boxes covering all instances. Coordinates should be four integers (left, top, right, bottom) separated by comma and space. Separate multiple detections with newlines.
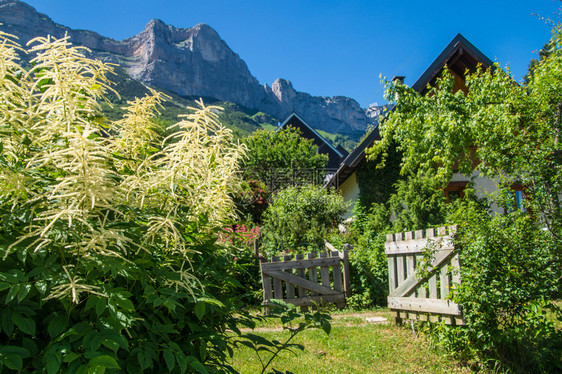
325, 33, 493, 190
278, 112, 344, 158
324, 110, 388, 188
411, 33, 494, 93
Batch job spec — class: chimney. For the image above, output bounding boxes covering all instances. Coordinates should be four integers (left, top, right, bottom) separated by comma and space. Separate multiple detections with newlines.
392, 76, 405, 101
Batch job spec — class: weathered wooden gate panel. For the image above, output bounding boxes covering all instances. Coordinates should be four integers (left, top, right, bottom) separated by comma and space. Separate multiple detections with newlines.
386, 225, 464, 325
260, 243, 350, 309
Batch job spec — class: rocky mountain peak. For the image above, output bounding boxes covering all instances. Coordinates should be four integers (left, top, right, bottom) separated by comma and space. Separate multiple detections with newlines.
0, 0, 377, 138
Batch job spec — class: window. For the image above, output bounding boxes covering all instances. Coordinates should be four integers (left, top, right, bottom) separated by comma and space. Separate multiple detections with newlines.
444, 181, 468, 203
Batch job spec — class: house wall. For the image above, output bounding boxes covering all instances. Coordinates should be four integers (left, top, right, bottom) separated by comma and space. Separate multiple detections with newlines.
338, 172, 360, 218
450, 171, 503, 214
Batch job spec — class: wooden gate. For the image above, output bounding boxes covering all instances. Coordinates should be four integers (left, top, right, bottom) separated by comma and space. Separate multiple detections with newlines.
260, 243, 350, 309
385, 226, 464, 325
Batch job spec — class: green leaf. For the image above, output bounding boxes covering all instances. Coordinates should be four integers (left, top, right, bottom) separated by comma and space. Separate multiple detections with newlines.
63, 352, 80, 363
194, 301, 205, 321
0, 282, 10, 292
320, 319, 331, 335
17, 284, 31, 302
3, 354, 23, 371
163, 348, 175, 371
95, 298, 106, 317
13, 314, 36, 336
46, 352, 62, 374
35, 280, 48, 295
88, 355, 120, 369
5, 284, 19, 304
48, 315, 67, 338
188, 359, 208, 374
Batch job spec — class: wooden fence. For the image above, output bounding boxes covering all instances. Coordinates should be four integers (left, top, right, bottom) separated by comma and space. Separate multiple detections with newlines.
260, 243, 350, 310
385, 226, 464, 325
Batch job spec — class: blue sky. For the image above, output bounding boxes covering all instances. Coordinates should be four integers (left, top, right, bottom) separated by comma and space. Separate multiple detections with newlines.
23, 0, 560, 107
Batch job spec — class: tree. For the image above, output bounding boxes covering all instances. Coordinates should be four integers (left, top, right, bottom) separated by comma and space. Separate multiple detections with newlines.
242, 127, 328, 189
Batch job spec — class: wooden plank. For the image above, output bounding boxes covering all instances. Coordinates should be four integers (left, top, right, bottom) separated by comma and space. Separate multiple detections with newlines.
389, 248, 455, 297
261, 256, 340, 271
271, 256, 283, 299
308, 252, 318, 296
388, 256, 396, 293
388, 297, 462, 315
454, 317, 465, 326
386, 233, 394, 242
429, 315, 440, 323
266, 270, 339, 295
319, 251, 331, 289
440, 261, 450, 300
426, 228, 435, 238
261, 273, 273, 303
428, 274, 437, 299
339, 248, 351, 297
396, 255, 405, 287
385, 237, 454, 255
284, 255, 295, 299
331, 251, 343, 292
295, 254, 306, 298
451, 252, 461, 287
266, 294, 345, 308
406, 254, 415, 286
325, 242, 338, 252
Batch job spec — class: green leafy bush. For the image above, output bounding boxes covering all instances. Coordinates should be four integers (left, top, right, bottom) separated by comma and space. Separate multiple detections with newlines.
432, 202, 562, 373
0, 32, 263, 373
260, 184, 348, 257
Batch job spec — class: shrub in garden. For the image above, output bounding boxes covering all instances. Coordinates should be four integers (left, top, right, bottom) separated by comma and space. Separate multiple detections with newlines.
434, 202, 562, 373
260, 184, 348, 257
0, 32, 259, 373
218, 223, 263, 305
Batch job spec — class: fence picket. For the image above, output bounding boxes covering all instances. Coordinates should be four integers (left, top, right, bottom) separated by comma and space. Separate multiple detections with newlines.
271, 256, 283, 299
284, 254, 295, 299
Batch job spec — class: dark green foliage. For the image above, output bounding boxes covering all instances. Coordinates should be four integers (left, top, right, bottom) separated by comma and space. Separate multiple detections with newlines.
389, 176, 448, 232
342, 203, 391, 309
0, 206, 254, 373
355, 142, 403, 209
260, 185, 348, 257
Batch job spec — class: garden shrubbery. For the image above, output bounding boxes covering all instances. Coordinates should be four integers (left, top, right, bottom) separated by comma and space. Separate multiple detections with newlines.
0, 32, 274, 373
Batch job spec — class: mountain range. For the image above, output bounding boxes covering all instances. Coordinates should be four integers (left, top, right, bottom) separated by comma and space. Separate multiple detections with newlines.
0, 0, 379, 138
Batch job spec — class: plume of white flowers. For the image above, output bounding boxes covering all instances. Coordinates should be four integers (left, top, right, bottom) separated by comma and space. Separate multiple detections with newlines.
0, 32, 246, 302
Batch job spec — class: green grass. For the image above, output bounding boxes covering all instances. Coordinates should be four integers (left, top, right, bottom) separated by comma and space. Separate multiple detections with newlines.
230, 310, 470, 374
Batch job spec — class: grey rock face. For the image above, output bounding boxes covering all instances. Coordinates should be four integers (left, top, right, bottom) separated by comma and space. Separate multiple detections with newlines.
0, 0, 379, 136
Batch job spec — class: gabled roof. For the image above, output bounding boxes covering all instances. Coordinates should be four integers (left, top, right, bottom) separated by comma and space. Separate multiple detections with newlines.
326, 33, 493, 190
278, 112, 344, 158
411, 33, 494, 93
324, 110, 388, 188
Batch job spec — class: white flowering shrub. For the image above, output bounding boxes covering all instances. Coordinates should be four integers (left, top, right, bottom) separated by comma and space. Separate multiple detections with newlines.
0, 32, 253, 372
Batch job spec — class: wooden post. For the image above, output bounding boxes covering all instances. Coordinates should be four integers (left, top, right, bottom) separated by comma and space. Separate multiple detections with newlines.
284, 254, 295, 299
340, 246, 351, 298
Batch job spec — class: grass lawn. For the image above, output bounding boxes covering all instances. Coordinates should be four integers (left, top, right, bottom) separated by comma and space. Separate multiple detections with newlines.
229, 310, 470, 374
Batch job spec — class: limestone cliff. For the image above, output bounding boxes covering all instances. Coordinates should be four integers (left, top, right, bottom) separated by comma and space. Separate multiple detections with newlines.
0, 0, 378, 137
